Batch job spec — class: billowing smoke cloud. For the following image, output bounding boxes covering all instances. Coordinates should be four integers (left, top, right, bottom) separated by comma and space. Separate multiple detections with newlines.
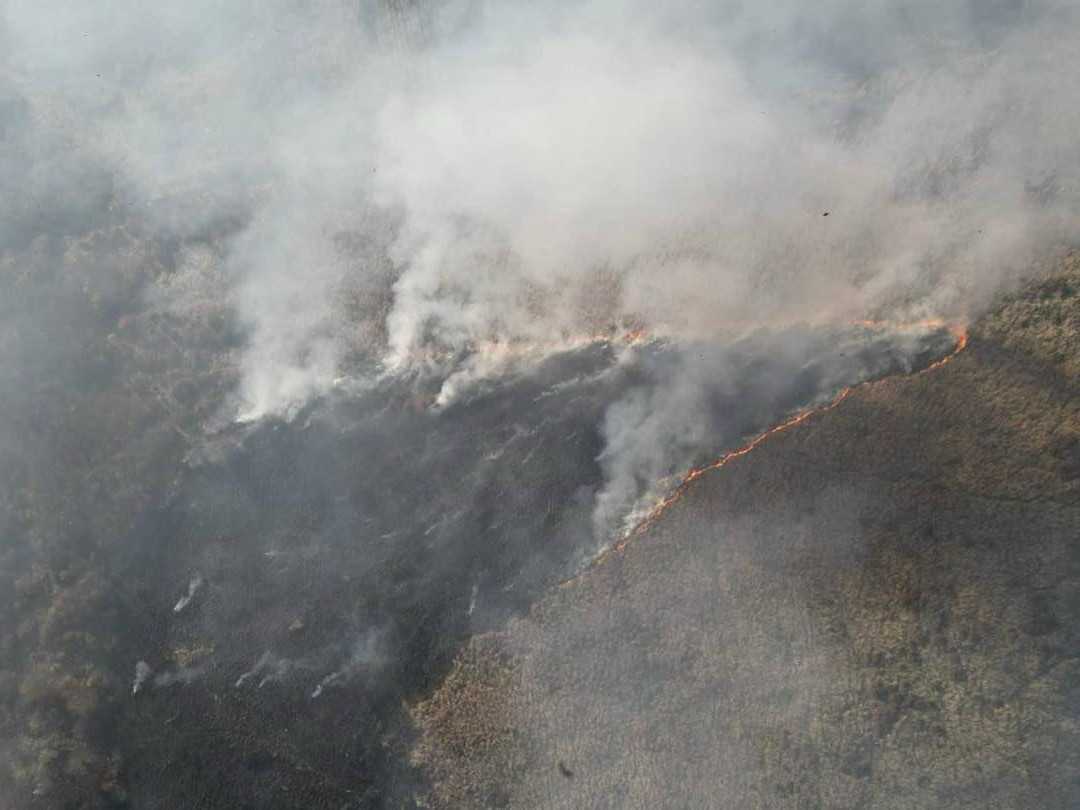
3, 6, 1078, 803
3, 1, 1078, 539
5, 0, 1078, 418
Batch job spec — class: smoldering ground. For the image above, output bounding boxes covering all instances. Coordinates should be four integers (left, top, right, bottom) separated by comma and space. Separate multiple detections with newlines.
110, 322, 956, 806
1, 1, 1079, 807
2, 0, 1078, 504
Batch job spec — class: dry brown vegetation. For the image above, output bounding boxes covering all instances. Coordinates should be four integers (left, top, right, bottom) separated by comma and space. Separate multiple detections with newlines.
3, 237, 1077, 808
411, 253, 1080, 809
0, 221, 236, 808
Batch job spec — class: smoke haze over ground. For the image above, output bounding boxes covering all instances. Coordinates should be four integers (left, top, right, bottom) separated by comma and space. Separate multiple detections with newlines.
2, 1, 1079, 807
4, 0, 1076, 544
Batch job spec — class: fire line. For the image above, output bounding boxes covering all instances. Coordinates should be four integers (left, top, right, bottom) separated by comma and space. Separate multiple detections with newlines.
562, 321, 970, 585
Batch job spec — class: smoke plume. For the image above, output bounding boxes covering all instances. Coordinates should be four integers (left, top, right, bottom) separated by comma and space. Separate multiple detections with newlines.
3, 4, 1079, 805
3, 1, 1077, 419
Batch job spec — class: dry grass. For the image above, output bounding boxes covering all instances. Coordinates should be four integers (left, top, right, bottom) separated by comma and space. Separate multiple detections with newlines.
411, 253, 1080, 809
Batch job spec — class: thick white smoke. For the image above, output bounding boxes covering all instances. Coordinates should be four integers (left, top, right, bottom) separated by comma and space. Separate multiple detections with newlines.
3, 0, 1078, 529
5, 1, 1078, 415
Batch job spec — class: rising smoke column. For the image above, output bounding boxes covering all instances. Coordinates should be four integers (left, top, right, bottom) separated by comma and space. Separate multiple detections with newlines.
4, 1, 1078, 419
3, 0, 1078, 528
2, 4, 1078, 805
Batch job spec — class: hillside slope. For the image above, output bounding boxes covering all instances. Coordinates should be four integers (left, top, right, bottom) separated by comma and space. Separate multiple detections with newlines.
411, 254, 1080, 809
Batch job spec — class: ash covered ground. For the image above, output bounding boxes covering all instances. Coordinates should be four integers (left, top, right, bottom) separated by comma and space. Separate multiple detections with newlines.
114, 323, 958, 808
2, 1, 1080, 808
410, 256, 1080, 810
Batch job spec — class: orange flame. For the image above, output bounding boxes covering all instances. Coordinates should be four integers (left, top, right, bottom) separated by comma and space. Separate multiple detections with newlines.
563, 320, 970, 584
614, 386, 854, 550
